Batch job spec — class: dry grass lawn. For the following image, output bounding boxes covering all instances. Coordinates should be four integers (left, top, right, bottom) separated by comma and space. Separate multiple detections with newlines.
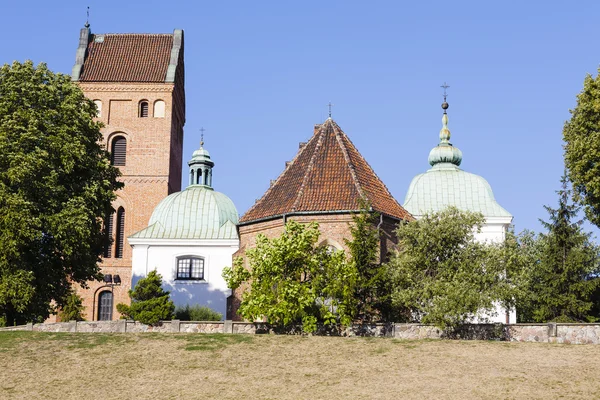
1, 332, 600, 399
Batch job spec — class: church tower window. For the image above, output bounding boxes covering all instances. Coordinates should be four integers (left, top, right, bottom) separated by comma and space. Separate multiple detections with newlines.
154, 100, 165, 118
103, 211, 114, 258
139, 100, 149, 117
115, 207, 125, 258
98, 291, 113, 321
110, 136, 127, 166
93, 100, 102, 117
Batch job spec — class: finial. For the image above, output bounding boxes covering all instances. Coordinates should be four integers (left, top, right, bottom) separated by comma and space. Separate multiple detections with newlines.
85, 6, 90, 28
327, 101, 334, 119
441, 82, 449, 114
199, 127, 205, 147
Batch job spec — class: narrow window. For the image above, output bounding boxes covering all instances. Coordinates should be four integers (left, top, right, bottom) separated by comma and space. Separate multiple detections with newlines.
176, 257, 205, 280
139, 101, 149, 117
196, 169, 202, 185
98, 291, 113, 321
115, 207, 125, 258
110, 136, 127, 166
103, 211, 114, 258
153, 100, 165, 118
93, 100, 102, 118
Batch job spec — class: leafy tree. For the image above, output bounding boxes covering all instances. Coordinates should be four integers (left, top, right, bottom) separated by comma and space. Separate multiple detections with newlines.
0, 61, 122, 325
345, 207, 389, 323
57, 291, 86, 322
563, 69, 600, 227
174, 304, 222, 321
223, 221, 357, 333
522, 174, 600, 322
116, 270, 175, 325
386, 207, 507, 329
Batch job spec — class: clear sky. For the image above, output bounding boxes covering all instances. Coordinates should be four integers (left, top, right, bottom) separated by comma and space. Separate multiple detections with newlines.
2, 0, 599, 235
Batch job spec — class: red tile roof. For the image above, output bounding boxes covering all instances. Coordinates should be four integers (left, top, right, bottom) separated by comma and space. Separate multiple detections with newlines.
240, 119, 413, 223
79, 34, 173, 82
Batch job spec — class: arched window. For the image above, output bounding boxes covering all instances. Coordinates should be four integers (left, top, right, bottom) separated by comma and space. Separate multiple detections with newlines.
196, 169, 202, 185
176, 256, 205, 280
93, 100, 102, 118
110, 136, 127, 166
139, 100, 149, 117
115, 207, 125, 258
153, 100, 165, 118
98, 291, 113, 321
103, 211, 114, 258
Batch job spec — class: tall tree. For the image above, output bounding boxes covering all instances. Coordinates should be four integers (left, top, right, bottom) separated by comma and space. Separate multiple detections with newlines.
0, 61, 121, 325
223, 221, 357, 333
386, 207, 507, 329
344, 206, 389, 323
563, 69, 600, 227
526, 174, 600, 322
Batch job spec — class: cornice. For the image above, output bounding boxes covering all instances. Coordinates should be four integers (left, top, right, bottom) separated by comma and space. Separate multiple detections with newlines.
78, 83, 174, 93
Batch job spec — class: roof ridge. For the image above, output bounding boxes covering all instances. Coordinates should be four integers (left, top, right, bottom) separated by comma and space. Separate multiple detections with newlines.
292, 124, 326, 211
93, 33, 174, 36
331, 120, 367, 202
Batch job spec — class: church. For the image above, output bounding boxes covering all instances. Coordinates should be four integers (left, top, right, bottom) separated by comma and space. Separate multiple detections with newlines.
70, 24, 513, 323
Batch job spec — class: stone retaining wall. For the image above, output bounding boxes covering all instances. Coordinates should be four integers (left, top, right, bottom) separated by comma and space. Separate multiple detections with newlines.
2, 321, 600, 344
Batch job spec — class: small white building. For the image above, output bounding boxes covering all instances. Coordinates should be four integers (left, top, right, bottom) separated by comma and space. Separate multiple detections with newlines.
403, 99, 515, 323
128, 141, 239, 319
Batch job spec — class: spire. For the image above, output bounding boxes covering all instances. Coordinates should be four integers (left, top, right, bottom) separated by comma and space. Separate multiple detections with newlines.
428, 84, 463, 167
188, 131, 215, 188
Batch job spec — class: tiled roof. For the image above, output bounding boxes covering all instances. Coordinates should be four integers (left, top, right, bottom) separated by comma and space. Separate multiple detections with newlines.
240, 118, 412, 223
79, 34, 173, 82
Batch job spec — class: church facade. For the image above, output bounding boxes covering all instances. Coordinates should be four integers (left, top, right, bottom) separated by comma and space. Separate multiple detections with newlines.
71, 25, 186, 321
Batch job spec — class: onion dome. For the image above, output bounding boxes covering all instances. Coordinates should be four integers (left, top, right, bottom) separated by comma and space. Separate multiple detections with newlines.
427, 102, 463, 167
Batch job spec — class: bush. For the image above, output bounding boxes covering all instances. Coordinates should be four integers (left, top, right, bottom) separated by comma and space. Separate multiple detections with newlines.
116, 270, 174, 325
174, 304, 222, 321
57, 291, 86, 321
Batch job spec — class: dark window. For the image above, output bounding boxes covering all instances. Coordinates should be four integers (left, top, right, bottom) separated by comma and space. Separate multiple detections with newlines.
139, 101, 149, 117
176, 257, 205, 280
98, 291, 113, 321
115, 207, 125, 258
110, 136, 127, 166
103, 211, 114, 258
196, 169, 202, 185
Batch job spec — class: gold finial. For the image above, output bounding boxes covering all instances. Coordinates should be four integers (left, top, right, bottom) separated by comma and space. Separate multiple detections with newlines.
441, 82, 449, 114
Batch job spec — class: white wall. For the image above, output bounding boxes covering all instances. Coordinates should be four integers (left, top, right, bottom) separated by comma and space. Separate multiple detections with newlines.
130, 239, 239, 319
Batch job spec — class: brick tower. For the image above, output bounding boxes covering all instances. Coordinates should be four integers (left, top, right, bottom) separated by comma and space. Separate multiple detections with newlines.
229, 117, 413, 320
71, 24, 185, 321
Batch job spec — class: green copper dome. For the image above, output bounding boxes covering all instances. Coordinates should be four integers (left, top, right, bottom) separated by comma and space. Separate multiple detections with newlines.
403, 101, 511, 219
130, 141, 239, 240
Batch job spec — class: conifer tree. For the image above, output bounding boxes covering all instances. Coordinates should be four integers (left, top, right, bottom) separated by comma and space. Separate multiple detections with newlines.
116, 270, 175, 325
527, 174, 600, 322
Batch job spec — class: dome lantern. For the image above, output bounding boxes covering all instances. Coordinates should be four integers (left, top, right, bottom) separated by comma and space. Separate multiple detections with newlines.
188, 132, 215, 187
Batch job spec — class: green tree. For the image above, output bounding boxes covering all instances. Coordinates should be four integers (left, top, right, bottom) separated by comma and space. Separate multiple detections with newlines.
223, 221, 357, 333
386, 207, 507, 329
0, 61, 122, 325
116, 270, 175, 325
174, 304, 222, 321
523, 174, 600, 322
57, 290, 86, 322
563, 69, 600, 227
344, 207, 389, 323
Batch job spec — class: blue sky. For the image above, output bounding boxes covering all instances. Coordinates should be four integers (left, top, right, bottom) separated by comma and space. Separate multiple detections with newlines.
2, 0, 599, 235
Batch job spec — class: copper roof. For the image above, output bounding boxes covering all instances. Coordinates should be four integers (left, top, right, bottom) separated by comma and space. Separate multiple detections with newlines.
79, 34, 173, 82
240, 119, 412, 223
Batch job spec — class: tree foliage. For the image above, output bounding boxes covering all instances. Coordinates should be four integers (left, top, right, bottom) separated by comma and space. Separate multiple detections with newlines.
223, 221, 357, 333
174, 304, 222, 321
344, 207, 389, 322
57, 290, 86, 322
0, 61, 122, 325
386, 207, 509, 329
563, 69, 600, 227
116, 270, 175, 325
519, 175, 600, 322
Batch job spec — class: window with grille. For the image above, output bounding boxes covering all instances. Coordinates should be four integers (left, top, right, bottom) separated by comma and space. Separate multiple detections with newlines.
115, 207, 125, 258
176, 257, 205, 280
110, 136, 127, 166
98, 291, 113, 321
139, 100, 149, 117
103, 211, 114, 258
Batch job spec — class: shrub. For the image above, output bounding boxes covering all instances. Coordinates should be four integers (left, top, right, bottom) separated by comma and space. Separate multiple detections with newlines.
57, 291, 86, 321
116, 270, 174, 325
174, 304, 222, 321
